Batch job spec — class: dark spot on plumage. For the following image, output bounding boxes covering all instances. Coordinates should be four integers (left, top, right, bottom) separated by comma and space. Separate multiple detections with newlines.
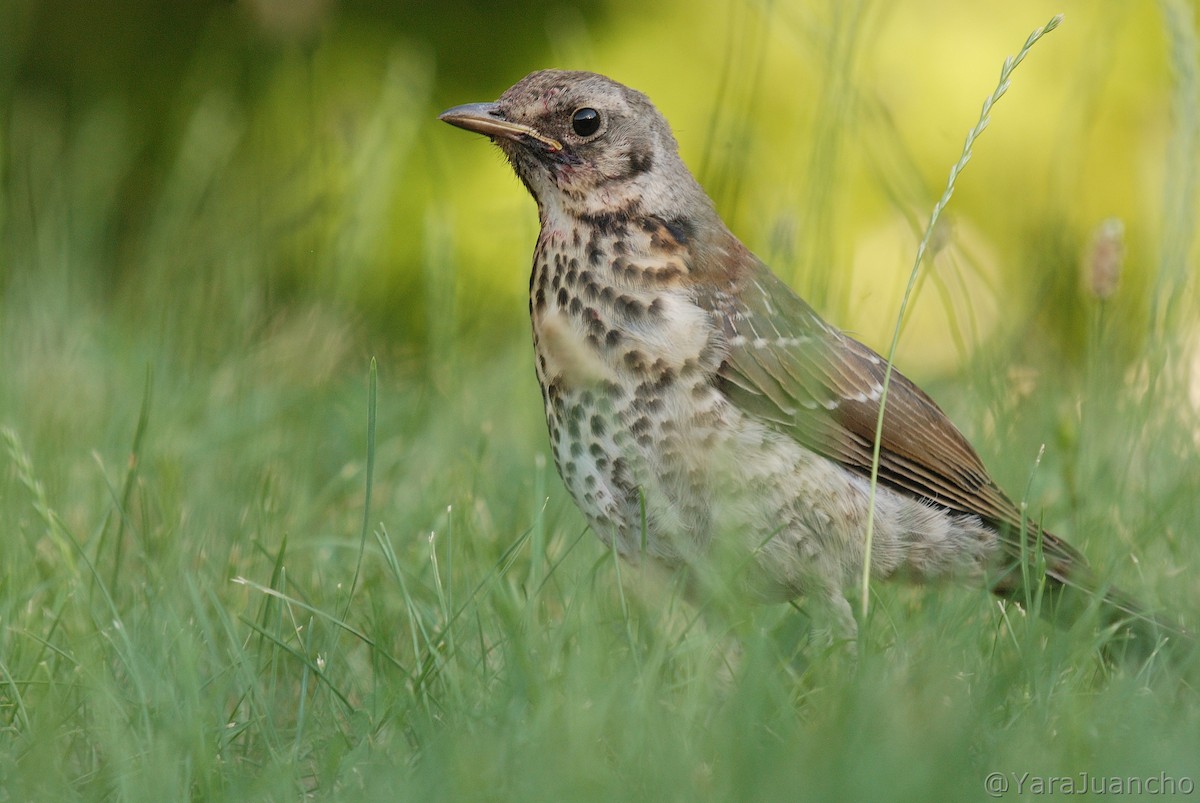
647, 297, 664, 317
627, 149, 653, 176
598, 380, 622, 398
569, 297, 582, 316
636, 432, 653, 447
578, 210, 630, 237
666, 216, 694, 246
635, 395, 664, 414
566, 267, 578, 286
653, 265, 685, 283
552, 272, 562, 291
605, 329, 622, 348
611, 457, 629, 481
612, 239, 627, 255
590, 415, 605, 436
584, 474, 597, 490
556, 287, 569, 307
623, 349, 647, 372
572, 230, 582, 248
588, 245, 604, 266
579, 389, 594, 406
615, 295, 645, 318
584, 309, 605, 337
583, 490, 595, 505
630, 416, 652, 435
564, 460, 576, 478
570, 441, 584, 458
595, 454, 609, 469
599, 286, 616, 304
535, 287, 546, 312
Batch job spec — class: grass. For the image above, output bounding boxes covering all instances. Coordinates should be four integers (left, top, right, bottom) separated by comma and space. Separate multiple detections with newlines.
4, 242, 1200, 803
2, 321, 1198, 799
862, 15, 1062, 617
3, 5, 1200, 801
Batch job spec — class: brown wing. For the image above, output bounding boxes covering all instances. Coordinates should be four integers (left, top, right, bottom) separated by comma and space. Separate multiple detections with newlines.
705, 261, 1025, 531
697, 257, 1174, 635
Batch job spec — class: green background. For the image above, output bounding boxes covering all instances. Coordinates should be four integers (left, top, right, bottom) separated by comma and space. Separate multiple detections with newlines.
2, 1, 1198, 799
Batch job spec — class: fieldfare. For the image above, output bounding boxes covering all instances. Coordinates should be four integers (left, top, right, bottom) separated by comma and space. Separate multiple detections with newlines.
441, 70, 1180, 653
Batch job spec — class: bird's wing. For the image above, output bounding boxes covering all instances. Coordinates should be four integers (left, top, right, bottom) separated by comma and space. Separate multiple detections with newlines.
697, 259, 1183, 637
702, 261, 1025, 531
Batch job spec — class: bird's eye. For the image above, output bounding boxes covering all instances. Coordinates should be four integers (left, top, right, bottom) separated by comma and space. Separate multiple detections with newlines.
571, 107, 601, 137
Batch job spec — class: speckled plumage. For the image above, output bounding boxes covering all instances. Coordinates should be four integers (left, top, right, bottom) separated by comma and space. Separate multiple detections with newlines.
441, 70, 1178, 649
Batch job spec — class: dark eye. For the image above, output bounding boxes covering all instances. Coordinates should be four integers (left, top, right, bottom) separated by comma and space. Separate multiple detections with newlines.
571, 107, 601, 137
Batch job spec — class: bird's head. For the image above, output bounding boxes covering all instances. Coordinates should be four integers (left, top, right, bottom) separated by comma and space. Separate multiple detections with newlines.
440, 70, 711, 222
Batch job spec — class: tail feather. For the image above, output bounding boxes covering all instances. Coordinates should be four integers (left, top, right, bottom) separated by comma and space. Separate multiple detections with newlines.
990, 527, 1192, 661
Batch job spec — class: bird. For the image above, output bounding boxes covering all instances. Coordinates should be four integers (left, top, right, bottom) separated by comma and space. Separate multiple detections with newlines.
440, 69, 1182, 655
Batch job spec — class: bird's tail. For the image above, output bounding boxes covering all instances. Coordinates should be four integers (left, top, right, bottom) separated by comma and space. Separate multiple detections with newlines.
991, 527, 1191, 663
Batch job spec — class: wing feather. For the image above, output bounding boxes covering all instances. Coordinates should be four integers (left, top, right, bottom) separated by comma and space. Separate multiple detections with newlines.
707, 262, 1025, 531
686, 234, 1177, 639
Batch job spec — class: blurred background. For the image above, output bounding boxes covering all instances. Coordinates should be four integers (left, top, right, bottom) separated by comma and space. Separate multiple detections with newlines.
3, 0, 1197, 566
4, 0, 1198, 579
2, 1, 1198, 796
4, 0, 1195, 359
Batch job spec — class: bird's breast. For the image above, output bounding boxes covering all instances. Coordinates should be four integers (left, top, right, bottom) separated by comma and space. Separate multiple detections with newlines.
529, 213, 716, 389
528, 215, 733, 557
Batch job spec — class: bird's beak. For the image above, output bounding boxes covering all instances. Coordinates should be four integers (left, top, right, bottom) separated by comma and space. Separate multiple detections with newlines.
439, 102, 563, 152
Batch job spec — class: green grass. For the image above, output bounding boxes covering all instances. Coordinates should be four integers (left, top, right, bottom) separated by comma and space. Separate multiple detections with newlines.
3, 256, 1200, 799
2, 314, 1198, 800
4, 5, 1200, 801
